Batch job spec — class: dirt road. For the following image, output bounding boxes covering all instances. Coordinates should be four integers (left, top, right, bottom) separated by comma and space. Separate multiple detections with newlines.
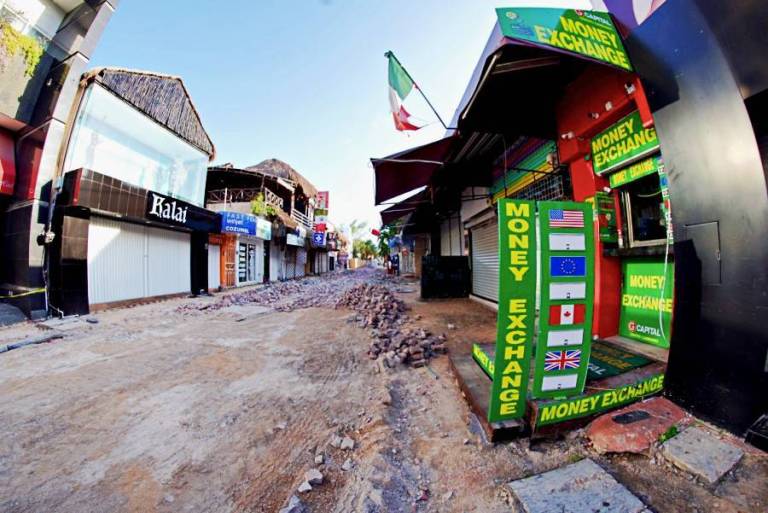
0, 268, 765, 513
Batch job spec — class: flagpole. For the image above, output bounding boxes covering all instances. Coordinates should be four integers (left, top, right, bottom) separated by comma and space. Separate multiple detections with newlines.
386, 51, 451, 130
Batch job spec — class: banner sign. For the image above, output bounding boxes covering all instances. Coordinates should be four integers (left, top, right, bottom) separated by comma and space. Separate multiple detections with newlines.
532, 201, 595, 400
286, 233, 304, 246
609, 154, 662, 188
311, 231, 326, 248
317, 191, 329, 210
619, 258, 674, 348
488, 200, 537, 423
220, 211, 257, 235
536, 372, 665, 426
472, 344, 494, 378
496, 8, 632, 71
591, 111, 659, 175
255, 218, 272, 240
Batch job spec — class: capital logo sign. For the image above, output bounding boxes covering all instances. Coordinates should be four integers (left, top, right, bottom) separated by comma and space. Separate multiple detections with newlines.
628, 321, 637, 332
628, 320, 661, 337
147, 192, 188, 224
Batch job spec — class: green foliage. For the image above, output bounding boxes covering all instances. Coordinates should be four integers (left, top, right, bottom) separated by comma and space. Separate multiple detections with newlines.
353, 239, 376, 259
376, 224, 397, 258
0, 22, 44, 77
250, 192, 276, 218
658, 425, 679, 443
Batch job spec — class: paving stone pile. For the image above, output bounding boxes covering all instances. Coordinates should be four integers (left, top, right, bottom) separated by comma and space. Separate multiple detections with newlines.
336, 283, 447, 368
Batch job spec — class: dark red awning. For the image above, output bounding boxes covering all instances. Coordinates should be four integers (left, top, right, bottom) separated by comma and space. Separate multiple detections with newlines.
0, 130, 16, 196
371, 135, 456, 205
379, 189, 429, 226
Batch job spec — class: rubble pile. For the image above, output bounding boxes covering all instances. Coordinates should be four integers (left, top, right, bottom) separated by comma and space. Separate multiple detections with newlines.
335, 283, 447, 367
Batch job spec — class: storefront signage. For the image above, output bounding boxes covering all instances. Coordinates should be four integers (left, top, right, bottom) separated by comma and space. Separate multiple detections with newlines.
496, 8, 632, 71
532, 201, 595, 400
620, 259, 674, 348
147, 191, 188, 224
587, 192, 618, 243
287, 233, 305, 246
317, 191, 329, 210
609, 154, 662, 188
220, 211, 257, 235
311, 231, 326, 247
472, 343, 494, 377
488, 199, 536, 423
591, 111, 659, 175
536, 372, 665, 426
256, 218, 272, 240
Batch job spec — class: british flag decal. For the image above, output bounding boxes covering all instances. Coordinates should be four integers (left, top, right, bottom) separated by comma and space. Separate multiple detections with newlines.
544, 350, 582, 371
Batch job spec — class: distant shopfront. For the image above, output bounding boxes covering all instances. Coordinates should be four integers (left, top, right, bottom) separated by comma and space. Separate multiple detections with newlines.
218, 211, 272, 287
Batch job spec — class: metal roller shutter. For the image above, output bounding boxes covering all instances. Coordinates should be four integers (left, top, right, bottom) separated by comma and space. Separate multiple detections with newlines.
87, 217, 191, 305
296, 248, 307, 277
471, 220, 499, 302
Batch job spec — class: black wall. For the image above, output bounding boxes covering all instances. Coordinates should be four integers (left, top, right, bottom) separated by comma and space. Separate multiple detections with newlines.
623, 0, 768, 433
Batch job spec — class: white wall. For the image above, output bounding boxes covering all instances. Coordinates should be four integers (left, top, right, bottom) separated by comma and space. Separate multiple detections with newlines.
6, 0, 67, 38
460, 187, 491, 223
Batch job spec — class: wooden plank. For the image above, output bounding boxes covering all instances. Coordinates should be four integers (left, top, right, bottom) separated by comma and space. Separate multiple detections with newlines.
448, 352, 526, 442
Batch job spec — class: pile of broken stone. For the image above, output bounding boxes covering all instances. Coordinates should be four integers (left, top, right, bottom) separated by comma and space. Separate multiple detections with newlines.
335, 283, 447, 368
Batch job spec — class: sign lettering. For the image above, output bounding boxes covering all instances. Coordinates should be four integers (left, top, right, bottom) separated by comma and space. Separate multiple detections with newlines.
591, 111, 659, 175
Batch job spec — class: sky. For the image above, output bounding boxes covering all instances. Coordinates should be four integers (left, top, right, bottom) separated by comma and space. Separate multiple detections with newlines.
90, 0, 591, 233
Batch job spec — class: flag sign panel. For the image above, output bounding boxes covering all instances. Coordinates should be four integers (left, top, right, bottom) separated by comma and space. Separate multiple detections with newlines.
550, 282, 586, 300
549, 233, 585, 250
546, 328, 584, 347
495, 8, 632, 71
549, 209, 584, 228
532, 201, 595, 400
488, 200, 536, 423
550, 256, 586, 277
549, 304, 586, 325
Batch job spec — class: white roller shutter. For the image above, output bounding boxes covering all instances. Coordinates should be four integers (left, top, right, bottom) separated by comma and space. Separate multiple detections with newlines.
296, 248, 307, 277
208, 244, 221, 290
471, 220, 499, 302
87, 217, 190, 305
88, 218, 145, 304
146, 226, 190, 297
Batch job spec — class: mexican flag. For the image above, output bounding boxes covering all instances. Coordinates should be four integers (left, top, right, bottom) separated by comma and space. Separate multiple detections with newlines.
387, 52, 422, 131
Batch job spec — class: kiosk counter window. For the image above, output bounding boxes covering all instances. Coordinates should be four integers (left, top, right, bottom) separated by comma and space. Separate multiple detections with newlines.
620, 172, 668, 248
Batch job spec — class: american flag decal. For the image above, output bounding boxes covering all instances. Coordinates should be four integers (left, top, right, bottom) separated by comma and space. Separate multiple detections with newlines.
549, 209, 584, 228
544, 350, 582, 371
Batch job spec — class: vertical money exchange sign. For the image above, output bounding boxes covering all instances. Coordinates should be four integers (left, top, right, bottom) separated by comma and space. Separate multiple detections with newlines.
488, 200, 537, 422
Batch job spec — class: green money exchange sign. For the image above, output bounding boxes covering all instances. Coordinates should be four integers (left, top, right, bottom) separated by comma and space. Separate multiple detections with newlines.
591, 111, 659, 175
488, 200, 536, 423
496, 8, 632, 71
619, 259, 674, 348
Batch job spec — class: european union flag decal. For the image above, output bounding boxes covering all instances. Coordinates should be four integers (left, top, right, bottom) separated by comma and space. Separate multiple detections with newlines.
550, 256, 586, 277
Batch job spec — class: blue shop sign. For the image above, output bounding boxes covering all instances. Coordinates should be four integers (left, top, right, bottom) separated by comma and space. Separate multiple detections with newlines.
220, 211, 257, 235
312, 231, 326, 247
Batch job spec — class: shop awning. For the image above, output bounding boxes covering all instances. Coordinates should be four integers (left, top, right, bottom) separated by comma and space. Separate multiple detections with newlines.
379, 189, 429, 226
451, 9, 634, 138
275, 209, 298, 230
371, 135, 456, 205
0, 130, 16, 196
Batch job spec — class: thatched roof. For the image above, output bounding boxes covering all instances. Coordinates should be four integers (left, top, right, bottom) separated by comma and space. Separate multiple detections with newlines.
83, 67, 215, 159
246, 159, 318, 197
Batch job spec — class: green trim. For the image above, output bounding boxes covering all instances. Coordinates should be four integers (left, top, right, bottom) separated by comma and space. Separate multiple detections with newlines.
591, 111, 659, 175
472, 343, 494, 378
609, 154, 662, 188
536, 372, 665, 426
488, 200, 537, 422
532, 201, 595, 400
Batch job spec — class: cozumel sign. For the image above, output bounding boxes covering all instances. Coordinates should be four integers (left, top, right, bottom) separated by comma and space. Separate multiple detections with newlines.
591, 111, 659, 175
488, 199, 536, 423
496, 8, 632, 71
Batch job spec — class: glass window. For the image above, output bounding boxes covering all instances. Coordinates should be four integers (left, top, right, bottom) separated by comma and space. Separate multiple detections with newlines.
63, 84, 209, 206
621, 173, 667, 247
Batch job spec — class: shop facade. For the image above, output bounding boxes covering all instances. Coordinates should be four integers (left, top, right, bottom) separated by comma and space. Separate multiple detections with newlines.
46, 68, 217, 313
218, 211, 273, 287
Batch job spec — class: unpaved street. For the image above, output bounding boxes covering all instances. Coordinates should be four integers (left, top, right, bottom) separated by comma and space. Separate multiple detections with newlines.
0, 269, 766, 513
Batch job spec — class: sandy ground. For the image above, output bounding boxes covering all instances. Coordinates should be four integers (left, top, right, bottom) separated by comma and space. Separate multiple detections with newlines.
0, 268, 765, 513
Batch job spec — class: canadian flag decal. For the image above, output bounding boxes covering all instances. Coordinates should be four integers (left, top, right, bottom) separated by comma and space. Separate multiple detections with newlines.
549, 304, 586, 326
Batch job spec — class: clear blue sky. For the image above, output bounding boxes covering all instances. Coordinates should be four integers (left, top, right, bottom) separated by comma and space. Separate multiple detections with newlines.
90, 0, 589, 232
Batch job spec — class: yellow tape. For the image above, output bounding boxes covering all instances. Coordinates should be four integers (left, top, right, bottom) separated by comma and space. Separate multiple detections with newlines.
0, 288, 45, 299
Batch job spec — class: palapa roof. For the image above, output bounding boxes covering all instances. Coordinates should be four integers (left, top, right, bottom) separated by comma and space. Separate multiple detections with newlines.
246, 159, 318, 197
83, 67, 215, 159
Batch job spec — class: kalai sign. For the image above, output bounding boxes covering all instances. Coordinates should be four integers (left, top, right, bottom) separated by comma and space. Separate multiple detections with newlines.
146, 191, 189, 224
